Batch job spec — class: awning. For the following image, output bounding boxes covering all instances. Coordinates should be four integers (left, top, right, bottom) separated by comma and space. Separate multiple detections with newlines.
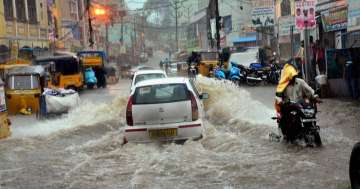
232, 36, 257, 43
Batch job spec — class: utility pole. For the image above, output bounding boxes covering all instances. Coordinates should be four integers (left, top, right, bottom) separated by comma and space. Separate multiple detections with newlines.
214, 0, 220, 50
121, 16, 124, 43
105, 23, 109, 59
175, 0, 179, 51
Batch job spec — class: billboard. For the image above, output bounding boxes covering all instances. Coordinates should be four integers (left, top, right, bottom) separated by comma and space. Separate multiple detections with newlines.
321, 7, 347, 32
251, 0, 275, 27
295, 0, 316, 30
347, 0, 360, 32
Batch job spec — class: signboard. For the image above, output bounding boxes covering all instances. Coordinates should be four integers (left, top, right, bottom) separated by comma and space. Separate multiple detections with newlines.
295, 0, 316, 30
279, 16, 300, 36
251, 0, 275, 27
321, 7, 347, 32
347, 0, 360, 32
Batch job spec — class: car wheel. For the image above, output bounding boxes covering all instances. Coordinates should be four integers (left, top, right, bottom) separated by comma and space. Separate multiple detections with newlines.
350, 142, 360, 189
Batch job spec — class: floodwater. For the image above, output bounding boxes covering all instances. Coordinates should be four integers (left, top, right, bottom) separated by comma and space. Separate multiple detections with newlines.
0, 77, 358, 189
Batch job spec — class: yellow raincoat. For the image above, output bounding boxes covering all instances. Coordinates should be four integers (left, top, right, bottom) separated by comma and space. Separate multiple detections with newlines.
276, 64, 299, 94
274, 63, 299, 112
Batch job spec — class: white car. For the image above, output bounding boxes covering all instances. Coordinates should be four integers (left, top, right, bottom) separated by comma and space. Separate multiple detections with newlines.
131, 70, 167, 92
124, 77, 208, 143
169, 63, 178, 73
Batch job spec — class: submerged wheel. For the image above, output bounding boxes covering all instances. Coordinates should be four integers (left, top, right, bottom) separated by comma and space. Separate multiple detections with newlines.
314, 132, 322, 147
350, 142, 360, 189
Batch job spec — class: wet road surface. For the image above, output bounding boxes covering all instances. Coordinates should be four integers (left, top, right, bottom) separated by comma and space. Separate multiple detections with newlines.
0, 53, 359, 189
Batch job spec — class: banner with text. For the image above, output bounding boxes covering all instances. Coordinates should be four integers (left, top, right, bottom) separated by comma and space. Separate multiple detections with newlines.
251, 0, 275, 27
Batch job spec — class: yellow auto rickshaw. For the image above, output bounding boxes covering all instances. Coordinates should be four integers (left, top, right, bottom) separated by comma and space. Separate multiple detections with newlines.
34, 55, 83, 90
0, 78, 11, 139
5, 65, 46, 115
196, 50, 220, 77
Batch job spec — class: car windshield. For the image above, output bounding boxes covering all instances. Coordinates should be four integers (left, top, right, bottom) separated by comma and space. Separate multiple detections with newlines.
133, 84, 190, 104
138, 66, 153, 70
134, 73, 165, 85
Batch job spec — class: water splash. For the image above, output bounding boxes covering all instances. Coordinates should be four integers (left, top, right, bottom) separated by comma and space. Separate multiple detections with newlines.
11, 94, 128, 138
196, 76, 275, 127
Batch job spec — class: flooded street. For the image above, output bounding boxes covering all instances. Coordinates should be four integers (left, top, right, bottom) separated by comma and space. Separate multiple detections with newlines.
0, 72, 358, 188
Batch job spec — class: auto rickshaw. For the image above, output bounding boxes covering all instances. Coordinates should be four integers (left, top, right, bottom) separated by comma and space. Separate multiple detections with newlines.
0, 78, 11, 139
5, 65, 46, 115
77, 51, 107, 88
34, 55, 83, 90
196, 50, 220, 77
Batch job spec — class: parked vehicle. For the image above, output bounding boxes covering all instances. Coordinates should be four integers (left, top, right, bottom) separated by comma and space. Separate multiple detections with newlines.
169, 63, 178, 75
189, 63, 197, 78
0, 78, 11, 139
77, 51, 107, 88
350, 142, 360, 189
5, 65, 47, 115
130, 70, 167, 92
34, 55, 83, 90
246, 63, 265, 86
272, 98, 322, 147
124, 77, 207, 143
195, 50, 219, 77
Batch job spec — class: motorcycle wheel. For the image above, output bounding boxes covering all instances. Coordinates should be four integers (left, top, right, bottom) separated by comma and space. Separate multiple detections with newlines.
350, 142, 360, 189
314, 132, 322, 147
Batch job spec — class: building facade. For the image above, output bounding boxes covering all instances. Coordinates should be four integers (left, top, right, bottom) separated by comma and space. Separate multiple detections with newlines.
0, 0, 49, 59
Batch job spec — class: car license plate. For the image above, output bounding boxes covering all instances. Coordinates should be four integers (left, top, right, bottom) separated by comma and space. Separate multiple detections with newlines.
149, 128, 177, 138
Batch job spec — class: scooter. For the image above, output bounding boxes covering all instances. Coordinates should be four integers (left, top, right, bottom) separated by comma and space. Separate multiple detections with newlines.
85, 67, 97, 89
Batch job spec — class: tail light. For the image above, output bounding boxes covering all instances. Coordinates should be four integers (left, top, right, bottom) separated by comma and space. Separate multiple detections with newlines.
126, 96, 134, 126
189, 92, 199, 121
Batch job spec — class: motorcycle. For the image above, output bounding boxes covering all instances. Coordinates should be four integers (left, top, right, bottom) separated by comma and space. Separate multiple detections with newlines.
246, 63, 264, 86
272, 98, 322, 147
84, 67, 97, 89
214, 66, 226, 80
188, 63, 197, 78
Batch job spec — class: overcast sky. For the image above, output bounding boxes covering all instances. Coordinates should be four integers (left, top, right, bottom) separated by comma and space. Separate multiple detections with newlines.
126, 0, 145, 10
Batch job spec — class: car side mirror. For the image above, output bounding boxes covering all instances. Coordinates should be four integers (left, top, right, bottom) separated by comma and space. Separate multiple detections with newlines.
199, 93, 209, 100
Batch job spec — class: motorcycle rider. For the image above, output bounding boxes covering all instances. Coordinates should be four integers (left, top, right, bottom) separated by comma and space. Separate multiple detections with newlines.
274, 61, 318, 141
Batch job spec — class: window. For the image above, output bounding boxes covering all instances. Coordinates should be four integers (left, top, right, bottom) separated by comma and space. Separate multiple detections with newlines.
15, 0, 26, 22
201, 52, 219, 60
134, 84, 190, 105
134, 73, 165, 85
8, 75, 39, 90
3, 0, 14, 21
28, 0, 38, 24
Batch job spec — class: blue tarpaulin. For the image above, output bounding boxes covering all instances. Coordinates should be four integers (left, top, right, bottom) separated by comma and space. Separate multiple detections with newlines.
232, 36, 257, 43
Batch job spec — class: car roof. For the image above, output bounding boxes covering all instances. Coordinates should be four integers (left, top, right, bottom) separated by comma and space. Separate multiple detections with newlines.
134, 77, 188, 88
134, 70, 166, 75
